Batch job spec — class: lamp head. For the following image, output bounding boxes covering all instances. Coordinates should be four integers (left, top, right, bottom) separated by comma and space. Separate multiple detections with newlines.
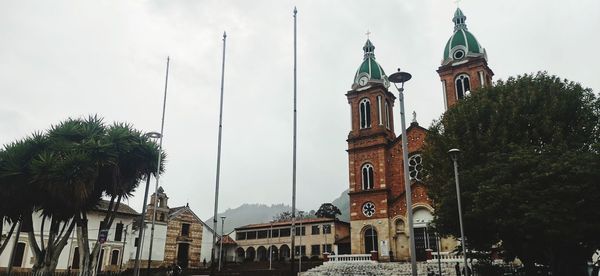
145, 132, 162, 139
448, 148, 461, 161
388, 69, 412, 84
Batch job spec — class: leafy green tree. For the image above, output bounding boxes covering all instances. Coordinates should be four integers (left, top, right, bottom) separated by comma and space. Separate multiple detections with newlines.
0, 116, 163, 276
315, 203, 342, 219
422, 72, 600, 275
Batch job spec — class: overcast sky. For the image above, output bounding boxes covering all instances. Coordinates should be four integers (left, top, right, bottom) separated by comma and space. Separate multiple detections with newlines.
2, 0, 599, 220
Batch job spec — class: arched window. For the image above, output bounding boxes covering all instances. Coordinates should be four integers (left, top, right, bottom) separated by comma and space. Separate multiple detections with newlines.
110, 250, 120, 265
395, 219, 405, 233
364, 227, 378, 253
361, 163, 374, 190
359, 98, 371, 129
455, 74, 471, 100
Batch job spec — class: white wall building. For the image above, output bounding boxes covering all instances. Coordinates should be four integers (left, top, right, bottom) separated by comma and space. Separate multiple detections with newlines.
0, 200, 138, 272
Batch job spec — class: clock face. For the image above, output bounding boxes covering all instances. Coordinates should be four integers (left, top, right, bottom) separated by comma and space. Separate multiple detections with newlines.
362, 202, 375, 217
358, 76, 369, 86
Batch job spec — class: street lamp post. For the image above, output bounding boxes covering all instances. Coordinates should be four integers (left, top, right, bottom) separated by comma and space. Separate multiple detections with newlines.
145, 131, 163, 276
269, 222, 273, 270
436, 232, 443, 276
389, 69, 417, 276
219, 216, 226, 271
133, 173, 152, 276
448, 148, 469, 274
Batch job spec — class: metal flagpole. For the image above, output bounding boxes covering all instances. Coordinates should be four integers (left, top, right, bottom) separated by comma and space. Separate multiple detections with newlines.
211, 31, 227, 275
290, 7, 298, 275
147, 56, 170, 275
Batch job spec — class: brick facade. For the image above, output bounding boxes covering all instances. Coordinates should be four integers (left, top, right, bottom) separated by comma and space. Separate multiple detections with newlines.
347, 43, 493, 262
163, 209, 203, 268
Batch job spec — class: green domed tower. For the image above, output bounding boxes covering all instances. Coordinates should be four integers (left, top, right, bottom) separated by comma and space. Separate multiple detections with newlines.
437, 8, 494, 109
352, 39, 390, 90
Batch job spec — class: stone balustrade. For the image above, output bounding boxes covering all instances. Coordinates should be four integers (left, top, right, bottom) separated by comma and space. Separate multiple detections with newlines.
328, 254, 373, 263
428, 252, 464, 263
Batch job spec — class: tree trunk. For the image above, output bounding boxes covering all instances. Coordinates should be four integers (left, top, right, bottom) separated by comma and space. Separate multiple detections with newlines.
0, 222, 16, 255
77, 196, 122, 276
30, 218, 75, 276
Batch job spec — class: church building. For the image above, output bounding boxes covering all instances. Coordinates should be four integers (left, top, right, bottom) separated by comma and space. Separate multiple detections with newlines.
347, 8, 493, 261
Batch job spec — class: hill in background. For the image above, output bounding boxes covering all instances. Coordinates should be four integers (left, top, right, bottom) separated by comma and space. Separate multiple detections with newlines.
206, 189, 350, 234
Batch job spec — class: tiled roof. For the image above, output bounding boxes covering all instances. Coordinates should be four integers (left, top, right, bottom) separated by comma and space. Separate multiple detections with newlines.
217, 235, 237, 245
236, 217, 347, 230
94, 200, 139, 216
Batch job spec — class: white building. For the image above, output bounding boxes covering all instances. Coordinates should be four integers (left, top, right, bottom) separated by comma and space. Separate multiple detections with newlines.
0, 200, 138, 272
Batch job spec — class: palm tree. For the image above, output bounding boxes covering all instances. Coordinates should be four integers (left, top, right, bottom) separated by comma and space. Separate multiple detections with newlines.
0, 133, 49, 257
75, 122, 163, 276
0, 116, 164, 276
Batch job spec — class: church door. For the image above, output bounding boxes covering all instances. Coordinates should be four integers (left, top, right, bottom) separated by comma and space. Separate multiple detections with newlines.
364, 227, 378, 253
414, 227, 438, 261
177, 243, 190, 268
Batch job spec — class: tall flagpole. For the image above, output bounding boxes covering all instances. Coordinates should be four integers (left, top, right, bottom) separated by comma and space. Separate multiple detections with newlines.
290, 7, 298, 275
147, 56, 170, 275
211, 31, 227, 275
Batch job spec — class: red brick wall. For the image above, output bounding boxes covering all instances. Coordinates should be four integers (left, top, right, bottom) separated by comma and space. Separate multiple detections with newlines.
437, 57, 494, 109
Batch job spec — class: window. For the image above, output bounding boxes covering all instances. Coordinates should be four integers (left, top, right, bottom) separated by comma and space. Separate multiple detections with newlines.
257, 230, 268, 239
110, 250, 120, 265
114, 223, 123, 242
236, 232, 247, 240
453, 49, 465, 59
455, 74, 471, 100
322, 244, 332, 253
361, 163, 374, 190
408, 154, 423, 181
72, 247, 80, 269
385, 101, 391, 129
272, 229, 280, 238
323, 224, 332, 234
294, 245, 306, 256
311, 245, 321, 256
134, 238, 139, 247
362, 202, 376, 217
12, 242, 26, 267
295, 226, 306, 236
359, 98, 371, 129
247, 231, 257, 239
311, 225, 320, 235
280, 228, 290, 237
181, 223, 190, 236
160, 214, 165, 222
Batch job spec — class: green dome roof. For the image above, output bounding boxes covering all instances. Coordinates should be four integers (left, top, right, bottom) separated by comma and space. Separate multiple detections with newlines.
352, 39, 390, 89
442, 8, 487, 65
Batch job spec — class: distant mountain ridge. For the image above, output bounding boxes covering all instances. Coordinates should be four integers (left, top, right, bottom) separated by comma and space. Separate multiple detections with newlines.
206, 189, 349, 234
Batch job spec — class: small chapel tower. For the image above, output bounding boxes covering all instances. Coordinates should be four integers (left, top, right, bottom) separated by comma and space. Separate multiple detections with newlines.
437, 8, 494, 109
147, 186, 170, 222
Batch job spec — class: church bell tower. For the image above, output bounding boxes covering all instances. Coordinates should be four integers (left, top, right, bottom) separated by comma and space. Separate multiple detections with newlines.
438, 8, 494, 109
346, 39, 396, 258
